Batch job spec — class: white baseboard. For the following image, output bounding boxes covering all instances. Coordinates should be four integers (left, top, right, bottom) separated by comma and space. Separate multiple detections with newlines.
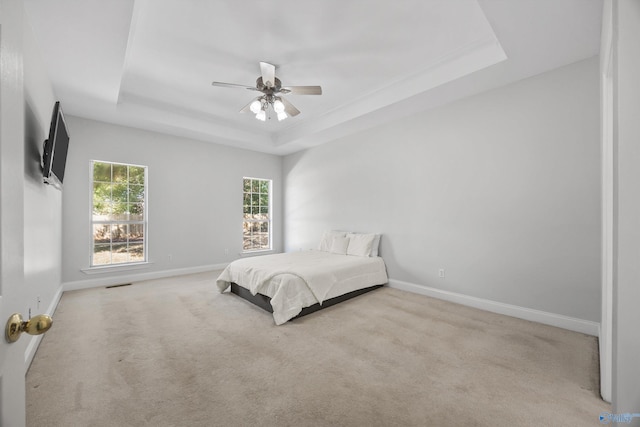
59, 269, 598, 334
63, 263, 228, 292
25, 284, 64, 369
388, 279, 600, 336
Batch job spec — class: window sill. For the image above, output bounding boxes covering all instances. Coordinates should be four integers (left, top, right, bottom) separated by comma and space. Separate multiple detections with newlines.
240, 249, 276, 258
81, 261, 154, 275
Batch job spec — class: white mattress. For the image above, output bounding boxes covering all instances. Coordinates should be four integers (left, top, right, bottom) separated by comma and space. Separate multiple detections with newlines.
216, 250, 388, 324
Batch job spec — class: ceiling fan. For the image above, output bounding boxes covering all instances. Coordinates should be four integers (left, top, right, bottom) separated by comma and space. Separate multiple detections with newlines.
211, 62, 322, 122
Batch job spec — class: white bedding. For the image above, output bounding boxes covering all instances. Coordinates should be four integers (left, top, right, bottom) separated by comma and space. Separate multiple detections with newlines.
216, 250, 388, 324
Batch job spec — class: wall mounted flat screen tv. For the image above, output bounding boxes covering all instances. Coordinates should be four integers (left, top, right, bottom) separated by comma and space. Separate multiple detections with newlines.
42, 101, 70, 189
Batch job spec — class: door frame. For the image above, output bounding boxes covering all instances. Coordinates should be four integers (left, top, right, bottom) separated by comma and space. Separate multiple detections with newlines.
599, 0, 613, 404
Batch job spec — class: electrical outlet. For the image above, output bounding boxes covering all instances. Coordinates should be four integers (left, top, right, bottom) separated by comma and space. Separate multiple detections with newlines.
438, 268, 445, 278
224, 248, 229, 255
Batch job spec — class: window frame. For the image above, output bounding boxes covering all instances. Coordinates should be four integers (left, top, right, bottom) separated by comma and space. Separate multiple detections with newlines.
242, 176, 272, 253
89, 160, 148, 267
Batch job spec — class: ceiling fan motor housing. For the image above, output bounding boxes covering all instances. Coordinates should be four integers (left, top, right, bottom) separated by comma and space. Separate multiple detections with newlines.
256, 76, 282, 92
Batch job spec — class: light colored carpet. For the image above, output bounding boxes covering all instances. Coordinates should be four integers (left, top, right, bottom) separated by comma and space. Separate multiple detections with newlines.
27, 271, 609, 426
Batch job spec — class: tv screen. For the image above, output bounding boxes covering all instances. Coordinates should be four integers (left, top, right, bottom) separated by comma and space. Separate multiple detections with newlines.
43, 101, 70, 189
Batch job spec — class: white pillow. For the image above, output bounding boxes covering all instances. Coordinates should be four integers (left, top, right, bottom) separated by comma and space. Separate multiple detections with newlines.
330, 236, 349, 255
370, 234, 381, 257
346, 233, 376, 257
319, 231, 347, 252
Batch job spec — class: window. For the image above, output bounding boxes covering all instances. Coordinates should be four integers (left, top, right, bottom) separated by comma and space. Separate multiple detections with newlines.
91, 161, 147, 266
243, 177, 271, 251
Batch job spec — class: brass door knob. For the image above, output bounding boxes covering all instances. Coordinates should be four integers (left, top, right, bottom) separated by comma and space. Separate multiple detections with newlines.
5, 313, 53, 343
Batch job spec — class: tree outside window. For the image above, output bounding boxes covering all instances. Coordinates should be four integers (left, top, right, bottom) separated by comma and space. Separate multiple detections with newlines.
91, 161, 147, 266
243, 177, 271, 251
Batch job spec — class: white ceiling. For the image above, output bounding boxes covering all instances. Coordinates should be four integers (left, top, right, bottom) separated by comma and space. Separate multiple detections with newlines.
24, 0, 602, 155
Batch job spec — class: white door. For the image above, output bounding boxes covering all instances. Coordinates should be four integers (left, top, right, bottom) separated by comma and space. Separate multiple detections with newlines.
1, 0, 30, 425
0, 254, 28, 425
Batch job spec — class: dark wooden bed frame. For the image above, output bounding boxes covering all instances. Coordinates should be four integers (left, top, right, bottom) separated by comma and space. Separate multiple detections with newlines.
230, 282, 384, 320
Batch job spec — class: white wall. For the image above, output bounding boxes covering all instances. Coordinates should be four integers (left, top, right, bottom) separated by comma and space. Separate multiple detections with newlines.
284, 57, 601, 323
61, 117, 282, 288
22, 8, 62, 360
612, 0, 640, 419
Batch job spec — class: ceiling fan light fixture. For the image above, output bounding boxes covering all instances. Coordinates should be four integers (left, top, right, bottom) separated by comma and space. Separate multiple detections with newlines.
212, 62, 322, 122
249, 99, 262, 114
273, 99, 285, 114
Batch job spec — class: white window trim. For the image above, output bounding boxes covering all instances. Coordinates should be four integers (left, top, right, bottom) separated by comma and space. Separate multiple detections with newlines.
242, 177, 272, 253
81, 261, 153, 275
239, 249, 275, 257
89, 160, 149, 268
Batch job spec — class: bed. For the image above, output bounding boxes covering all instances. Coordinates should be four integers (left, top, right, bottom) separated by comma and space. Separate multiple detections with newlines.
216, 231, 388, 324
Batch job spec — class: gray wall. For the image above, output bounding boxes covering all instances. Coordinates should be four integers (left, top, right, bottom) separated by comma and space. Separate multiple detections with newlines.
284, 56, 601, 322
61, 117, 282, 286
23, 14, 61, 322
612, 0, 640, 419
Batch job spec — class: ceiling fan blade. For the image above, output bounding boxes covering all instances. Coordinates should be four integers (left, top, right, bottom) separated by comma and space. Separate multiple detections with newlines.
212, 82, 258, 91
281, 86, 322, 95
280, 97, 300, 117
259, 62, 276, 88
